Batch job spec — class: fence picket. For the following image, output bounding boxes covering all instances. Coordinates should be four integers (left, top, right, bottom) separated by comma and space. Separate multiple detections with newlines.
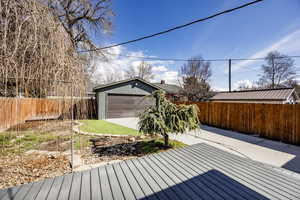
175, 102, 300, 145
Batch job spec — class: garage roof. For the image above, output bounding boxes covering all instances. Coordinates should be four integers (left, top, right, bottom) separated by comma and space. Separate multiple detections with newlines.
93, 78, 161, 91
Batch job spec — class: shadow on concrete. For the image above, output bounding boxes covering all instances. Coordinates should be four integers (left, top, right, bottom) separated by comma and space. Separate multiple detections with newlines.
201, 125, 300, 174
141, 169, 269, 200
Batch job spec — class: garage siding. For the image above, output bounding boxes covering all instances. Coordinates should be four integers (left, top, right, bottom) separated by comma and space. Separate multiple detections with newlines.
94, 79, 158, 119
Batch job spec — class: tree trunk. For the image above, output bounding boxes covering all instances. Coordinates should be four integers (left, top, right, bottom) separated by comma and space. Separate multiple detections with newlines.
164, 133, 169, 146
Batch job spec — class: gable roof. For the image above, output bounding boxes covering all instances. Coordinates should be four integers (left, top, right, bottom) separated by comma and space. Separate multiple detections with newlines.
153, 83, 182, 94
93, 77, 162, 91
211, 88, 296, 101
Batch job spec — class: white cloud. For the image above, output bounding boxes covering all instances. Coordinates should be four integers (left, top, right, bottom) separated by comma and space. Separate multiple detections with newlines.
92, 46, 176, 84
211, 86, 227, 92
153, 71, 179, 85
233, 28, 300, 71
233, 79, 254, 90
152, 66, 168, 72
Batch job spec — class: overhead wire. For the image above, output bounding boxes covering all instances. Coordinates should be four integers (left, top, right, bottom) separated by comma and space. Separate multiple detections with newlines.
80, 0, 264, 52
102, 51, 300, 62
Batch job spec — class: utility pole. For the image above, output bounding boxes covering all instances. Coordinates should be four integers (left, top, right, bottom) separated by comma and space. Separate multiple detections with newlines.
271, 56, 275, 89
229, 59, 232, 92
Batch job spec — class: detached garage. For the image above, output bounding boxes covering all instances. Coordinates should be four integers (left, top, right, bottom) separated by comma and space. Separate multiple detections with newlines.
93, 78, 160, 119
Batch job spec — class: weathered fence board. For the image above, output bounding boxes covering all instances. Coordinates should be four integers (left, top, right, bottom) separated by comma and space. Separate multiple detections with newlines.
0, 97, 97, 130
177, 102, 300, 145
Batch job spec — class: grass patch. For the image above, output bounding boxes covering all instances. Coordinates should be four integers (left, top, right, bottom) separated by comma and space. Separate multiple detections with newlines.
138, 138, 187, 154
79, 120, 139, 136
0, 131, 67, 155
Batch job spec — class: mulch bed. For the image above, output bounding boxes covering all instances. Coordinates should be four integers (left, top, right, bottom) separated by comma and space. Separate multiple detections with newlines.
0, 153, 71, 189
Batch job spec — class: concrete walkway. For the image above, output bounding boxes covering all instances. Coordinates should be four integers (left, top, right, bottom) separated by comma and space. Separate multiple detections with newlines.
106, 117, 300, 176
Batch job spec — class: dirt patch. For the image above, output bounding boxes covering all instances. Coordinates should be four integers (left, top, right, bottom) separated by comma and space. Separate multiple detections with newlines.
39, 138, 71, 151
7, 120, 74, 136
0, 153, 71, 189
1, 120, 186, 190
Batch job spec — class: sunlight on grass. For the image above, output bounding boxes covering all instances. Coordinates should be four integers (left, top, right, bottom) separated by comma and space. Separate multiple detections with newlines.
0, 131, 61, 155
139, 138, 187, 154
79, 120, 139, 135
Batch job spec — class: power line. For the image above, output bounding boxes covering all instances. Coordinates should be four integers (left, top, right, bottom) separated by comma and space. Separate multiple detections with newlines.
103, 52, 300, 62
80, 0, 264, 52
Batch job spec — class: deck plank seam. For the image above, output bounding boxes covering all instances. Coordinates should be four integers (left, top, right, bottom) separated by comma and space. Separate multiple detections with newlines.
44, 177, 55, 200
141, 156, 192, 200
105, 166, 117, 200
165, 149, 266, 200
136, 157, 183, 200
131, 159, 168, 199
188, 145, 300, 196
55, 174, 66, 200
142, 155, 201, 200
129, 159, 169, 200
172, 147, 280, 199
192, 144, 300, 192
114, 163, 137, 199
198, 143, 300, 185
125, 160, 160, 200
32, 179, 47, 200
67, 173, 74, 200
96, 167, 103, 200
120, 162, 147, 198
152, 152, 224, 200
161, 150, 249, 200
178, 146, 291, 199
112, 163, 129, 199
20, 182, 35, 200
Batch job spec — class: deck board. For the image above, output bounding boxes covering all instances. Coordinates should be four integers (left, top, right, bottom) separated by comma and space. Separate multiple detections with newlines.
46, 176, 64, 200
80, 170, 91, 200
99, 165, 113, 200
185, 144, 300, 199
34, 178, 54, 200
118, 162, 145, 199
1, 143, 300, 200
90, 168, 102, 200
106, 164, 125, 200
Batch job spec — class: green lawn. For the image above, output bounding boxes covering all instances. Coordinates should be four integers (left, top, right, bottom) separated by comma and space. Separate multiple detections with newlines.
138, 138, 187, 154
79, 120, 139, 135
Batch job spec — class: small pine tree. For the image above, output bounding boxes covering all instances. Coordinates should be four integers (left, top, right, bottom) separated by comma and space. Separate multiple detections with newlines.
138, 90, 200, 146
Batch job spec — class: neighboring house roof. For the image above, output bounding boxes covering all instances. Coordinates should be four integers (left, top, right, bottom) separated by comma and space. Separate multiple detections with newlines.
211, 88, 297, 101
93, 78, 161, 91
153, 83, 182, 94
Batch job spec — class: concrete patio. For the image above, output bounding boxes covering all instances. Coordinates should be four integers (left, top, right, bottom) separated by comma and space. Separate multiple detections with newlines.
106, 117, 300, 176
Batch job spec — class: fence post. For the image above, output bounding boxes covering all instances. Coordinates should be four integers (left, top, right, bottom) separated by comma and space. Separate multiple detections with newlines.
70, 81, 74, 171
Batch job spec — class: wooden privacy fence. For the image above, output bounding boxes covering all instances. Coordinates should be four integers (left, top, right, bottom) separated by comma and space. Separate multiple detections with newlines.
0, 97, 97, 130
177, 102, 300, 145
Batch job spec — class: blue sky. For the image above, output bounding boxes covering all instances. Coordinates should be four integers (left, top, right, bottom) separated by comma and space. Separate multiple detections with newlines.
93, 0, 300, 90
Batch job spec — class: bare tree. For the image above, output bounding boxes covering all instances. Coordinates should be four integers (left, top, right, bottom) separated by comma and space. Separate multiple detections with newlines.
179, 56, 212, 101
259, 51, 296, 88
41, 0, 113, 52
0, 0, 89, 97
125, 61, 154, 81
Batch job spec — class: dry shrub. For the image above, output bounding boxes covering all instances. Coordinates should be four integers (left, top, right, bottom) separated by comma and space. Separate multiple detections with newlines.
0, 0, 88, 97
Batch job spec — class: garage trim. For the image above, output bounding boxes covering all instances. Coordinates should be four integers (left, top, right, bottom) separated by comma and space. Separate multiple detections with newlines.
93, 78, 161, 119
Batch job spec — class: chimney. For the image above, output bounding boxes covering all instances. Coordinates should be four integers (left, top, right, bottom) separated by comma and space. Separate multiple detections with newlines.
161, 80, 165, 84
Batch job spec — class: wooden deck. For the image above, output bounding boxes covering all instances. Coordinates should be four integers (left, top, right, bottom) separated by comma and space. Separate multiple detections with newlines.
1, 143, 300, 200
